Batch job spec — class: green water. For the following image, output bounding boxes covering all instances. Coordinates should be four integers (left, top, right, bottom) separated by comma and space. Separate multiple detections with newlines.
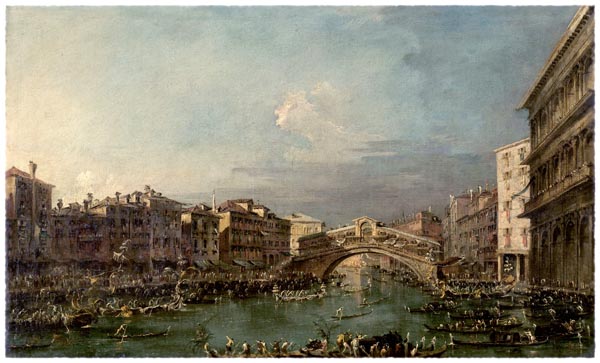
6, 268, 595, 358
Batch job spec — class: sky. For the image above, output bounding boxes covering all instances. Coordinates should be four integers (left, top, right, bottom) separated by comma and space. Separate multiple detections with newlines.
5, 5, 579, 227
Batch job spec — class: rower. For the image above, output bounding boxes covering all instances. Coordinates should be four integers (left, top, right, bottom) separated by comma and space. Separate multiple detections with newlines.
114, 324, 127, 337
336, 307, 344, 320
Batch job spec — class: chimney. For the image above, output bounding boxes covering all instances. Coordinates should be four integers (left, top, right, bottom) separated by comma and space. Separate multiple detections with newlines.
28, 161, 37, 180
485, 180, 489, 191
212, 190, 216, 213
469, 189, 473, 200
125, 194, 131, 203
83, 199, 89, 212
116, 192, 121, 203
478, 185, 482, 194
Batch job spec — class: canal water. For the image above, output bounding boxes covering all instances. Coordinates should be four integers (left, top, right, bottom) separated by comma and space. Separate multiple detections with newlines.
7, 267, 595, 358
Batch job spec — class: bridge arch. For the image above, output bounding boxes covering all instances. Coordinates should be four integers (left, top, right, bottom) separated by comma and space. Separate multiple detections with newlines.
322, 249, 425, 281
289, 244, 436, 282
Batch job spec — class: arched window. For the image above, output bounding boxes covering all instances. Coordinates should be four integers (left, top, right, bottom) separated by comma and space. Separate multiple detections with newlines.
565, 221, 577, 286
360, 222, 373, 237
579, 216, 593, 289
541, 231, 550, 280
566, 146, 575, 174
552, 227, 562, 286
531, 234, 540, 279
584, 132, 594, 165
584, 56, 594, 91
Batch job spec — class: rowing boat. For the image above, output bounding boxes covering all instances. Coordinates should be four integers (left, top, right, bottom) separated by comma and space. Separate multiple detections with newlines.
452, 332, 548, 347
331, 309, 373, 320
108, 326, 170, 340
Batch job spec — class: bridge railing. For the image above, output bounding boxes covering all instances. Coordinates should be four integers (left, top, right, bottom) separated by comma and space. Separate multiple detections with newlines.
293, 239, 433, 263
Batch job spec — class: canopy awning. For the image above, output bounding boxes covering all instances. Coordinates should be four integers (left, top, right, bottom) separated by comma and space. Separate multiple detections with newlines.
433, 256, 464, 266
233, 259, 253, 268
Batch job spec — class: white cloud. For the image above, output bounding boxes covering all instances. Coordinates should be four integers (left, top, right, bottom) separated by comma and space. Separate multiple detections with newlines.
67, 170, 125, 204
274, 82, 386, 164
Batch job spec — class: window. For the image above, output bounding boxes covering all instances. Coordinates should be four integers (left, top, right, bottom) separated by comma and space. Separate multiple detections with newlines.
518, 147, 526, 161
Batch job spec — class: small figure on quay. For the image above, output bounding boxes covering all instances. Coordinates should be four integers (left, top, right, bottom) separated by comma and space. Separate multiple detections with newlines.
204, 342, 219, 357
281, 340, 292, 355
256, 340, 268, 356
225, 336, 235, 354
271, 339, 280, 355
342, 339, 352, 356
242, 341, 251, 357
320, 338, 327, 356
351, 335, 360, 357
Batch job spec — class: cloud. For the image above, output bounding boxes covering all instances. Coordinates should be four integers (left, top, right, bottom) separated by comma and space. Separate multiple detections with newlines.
68, 170, 125, 203
274, 82, 388, 163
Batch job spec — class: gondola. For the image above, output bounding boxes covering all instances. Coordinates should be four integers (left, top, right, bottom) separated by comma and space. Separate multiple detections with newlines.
108, 326, 171, 340
343, 286, 370, 294
331, 309, 373, 320
8, 342, 53, 351
450, 311, 508, 320
451, 333, 548, 347
415, 344, 448, 357
405, 301, 459, 313
66, 312, 97, 328
424, 322, 523, 334
359, 295, 390, 307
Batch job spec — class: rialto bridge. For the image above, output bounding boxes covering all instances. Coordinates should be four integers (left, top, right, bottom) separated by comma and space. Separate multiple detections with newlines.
284, 216, 446, 282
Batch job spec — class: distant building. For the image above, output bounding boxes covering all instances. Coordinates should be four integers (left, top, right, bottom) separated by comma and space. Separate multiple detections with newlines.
445, 187, 498, 280
495, 138, 531, 283
392, 210, 443, 243
181, 204, 220, 268
5, 162, 54, 273
283, 212, 324, 255
295, 232, 332, 256
442, 193, 471, 259
518, 6, 594, 290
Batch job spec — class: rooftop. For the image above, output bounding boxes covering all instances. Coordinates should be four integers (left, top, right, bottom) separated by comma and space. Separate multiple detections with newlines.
6, 166, 55, 187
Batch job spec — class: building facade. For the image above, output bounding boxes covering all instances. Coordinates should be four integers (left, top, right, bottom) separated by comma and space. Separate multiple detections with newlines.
518, 6, 594, 291
181, 204, 220, 267
5, 162, 54, 273
284, 212, 324, 255
495, 138, 531, 283
443, 193, 472, 259
453, 188, 498, 280
392, 210, 443, 243
87, 185, 183, 272
216, 199, 291, 267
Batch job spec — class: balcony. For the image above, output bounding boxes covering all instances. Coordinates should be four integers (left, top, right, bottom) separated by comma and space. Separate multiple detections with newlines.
524, 163, 593, 215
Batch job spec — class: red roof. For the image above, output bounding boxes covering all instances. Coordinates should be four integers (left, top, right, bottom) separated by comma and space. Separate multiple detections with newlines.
5, 166, 54, 187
